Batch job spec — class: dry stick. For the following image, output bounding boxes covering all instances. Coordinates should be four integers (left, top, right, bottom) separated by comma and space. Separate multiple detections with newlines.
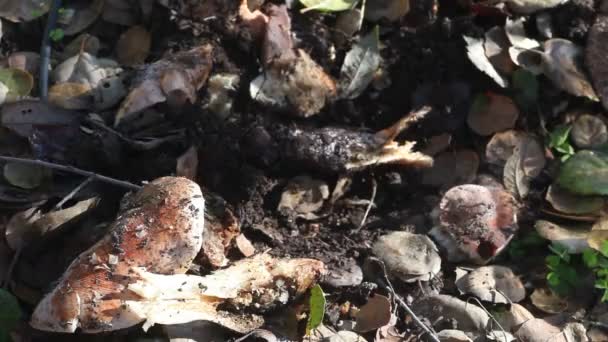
356, 177, 377, 231
54, 175, 95, 210
376, 258, 441, 342
39, 0, 63, 100
0, 156, 141, 191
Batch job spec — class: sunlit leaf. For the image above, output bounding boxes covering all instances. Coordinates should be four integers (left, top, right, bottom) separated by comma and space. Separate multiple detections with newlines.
306, 284, 326, 334
300, 0, 359, 12
338, 26, 381, 100
557, 150, 608, 195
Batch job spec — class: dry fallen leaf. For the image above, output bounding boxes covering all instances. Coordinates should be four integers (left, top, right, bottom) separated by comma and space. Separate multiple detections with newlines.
53, 52, 122, 89
417, 295, 490, 333
535, 220, 591, 254
116, 26, 152, 66
485, 130, 530, 167
570, 114, 608, 149
484, 27, 516, 75
588, 217, 608, 253
503, 136, 546, 199
505, 17, 540, 50
422, 150, 479, 188
355, 294, 391, 333
176, 146, 199, 181
3, 162, 50, 190
365, 0, 409, 22
468, 92, 519, 136
0, 0, 50, 22
545, 184, 604, 216
530, 288, 568, 314
59, 0, 104, 36
49, 82, 94, 110
373, 231, 441, 282
587, 12, 608, 110
115, 44, 213, 126
455, 265, 525, 304
464, 35, 509, 88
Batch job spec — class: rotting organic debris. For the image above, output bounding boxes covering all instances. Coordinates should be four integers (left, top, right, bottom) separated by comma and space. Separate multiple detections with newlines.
30, 176, 325, 333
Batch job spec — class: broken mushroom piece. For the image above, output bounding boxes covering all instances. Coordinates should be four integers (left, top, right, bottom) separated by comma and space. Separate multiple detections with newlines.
30, 177, 206, 333
430, 184, 518, 264
455, 266, 525, 304
125, 253, 326, 332
270, 107, 434, 173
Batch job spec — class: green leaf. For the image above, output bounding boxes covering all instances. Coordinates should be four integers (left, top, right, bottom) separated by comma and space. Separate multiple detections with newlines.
300, 0, 359, 12
49, 28, 64, 42
601, 289, 608, 302
549, 243, 571, 262
583, 248, 599, 268
512, 69, 538, 110
0, 289, 21, 334
601, 240, 608, 258
306, 284, 326, 334
546, 255, 562, 268
0, 69, 33, 98
557, 150, 608, 195
549, 125, 572, 149
547, 272, 561, 286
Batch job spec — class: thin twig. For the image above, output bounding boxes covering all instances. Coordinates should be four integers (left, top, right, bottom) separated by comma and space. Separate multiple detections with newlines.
54, 175, 95, 210
374, 258, 441, 342
39, 0, 63, 100
356, 177, 377, 231
0, 156, 141, 191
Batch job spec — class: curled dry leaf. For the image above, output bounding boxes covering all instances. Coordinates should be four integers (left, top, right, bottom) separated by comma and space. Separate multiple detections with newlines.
455, 265, 525, 304
485, 130, 529, 167
53, 52, 122, 89
176, 146, 198, 181
467, 93, 519, 136
464, 35, 509, 88
6, 198, 99, 251
116, 26, 152, 66
515, 319, 587, 342
542, 39, 598, 101
372, 231, 441, 282
199, 191, 240, 268
30, 177, 206, 333
278, 176, 330, 220
430, 184, 518, 264
49, 82, 94, 110
116, 44, 213, 126
355, 294, 391, 333
493, 303, 535, 332
530, 288, 568, 314
338, 26, 381, 100
59, 0, 104, 36
503, 136, 546, 199
587, 12, 608, 110
570, 114, 608, 148
416, 295, 490, 333
535, 220, 590, 254
207, 73, 240, 119
505, 17, 540, 50
484, 27, 516, 75
124, 253, 325, 332
422, 150, 479, 188
545, 184, 604, 215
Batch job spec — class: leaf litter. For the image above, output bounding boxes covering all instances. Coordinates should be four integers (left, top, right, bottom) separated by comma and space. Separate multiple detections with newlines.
0, 0, 607, 341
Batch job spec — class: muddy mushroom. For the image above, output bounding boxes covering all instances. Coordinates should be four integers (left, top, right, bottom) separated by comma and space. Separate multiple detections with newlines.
30, 177, 205, 333
429, 184, 518, 264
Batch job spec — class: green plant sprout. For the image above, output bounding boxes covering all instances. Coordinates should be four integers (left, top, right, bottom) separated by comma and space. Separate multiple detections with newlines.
548, 125, 575, 162
582, 241, 608, 302
546, 243, 580, 296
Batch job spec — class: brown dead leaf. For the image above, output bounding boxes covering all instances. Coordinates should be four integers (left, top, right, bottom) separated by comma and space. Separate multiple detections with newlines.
422, 150, 479, 188
49, 82, 94, 110
355, 294, 391, 333
455, 265, 525, 303
1, 100, 81, 138
530, 288, 568, 314
115, 44, 213, 126
468, 93, 519, 136
116, 26, 151, 66
176, 146, 198, 181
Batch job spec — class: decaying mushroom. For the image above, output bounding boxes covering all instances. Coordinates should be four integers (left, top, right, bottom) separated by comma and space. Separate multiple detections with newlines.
248, 106, 434, 173
30, 177, 206, 333
430, 184, 519, 264
30, 176, 325, 334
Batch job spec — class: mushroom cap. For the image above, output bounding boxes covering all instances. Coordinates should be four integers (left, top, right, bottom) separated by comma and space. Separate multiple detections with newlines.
455, 266, 525, 304
431, 184, 518, 264
30, 177, 205, 333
